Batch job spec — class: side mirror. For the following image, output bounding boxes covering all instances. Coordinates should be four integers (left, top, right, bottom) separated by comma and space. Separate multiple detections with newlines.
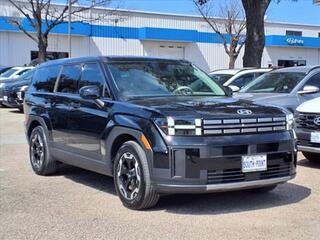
79, 85, 101, 100
223, 86, 233, 97
228, 85, 240, 93
297, 85, 319, 95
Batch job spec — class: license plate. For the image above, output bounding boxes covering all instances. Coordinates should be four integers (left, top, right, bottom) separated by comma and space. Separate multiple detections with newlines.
242, 155, 267, 173
3, 96, 7, 102
311, 132, 320, 143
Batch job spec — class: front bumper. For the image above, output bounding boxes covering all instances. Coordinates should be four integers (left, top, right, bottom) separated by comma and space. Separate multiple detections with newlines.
151, 131, 297, 194
296, 128, 320, 154
155, 175, 295, 193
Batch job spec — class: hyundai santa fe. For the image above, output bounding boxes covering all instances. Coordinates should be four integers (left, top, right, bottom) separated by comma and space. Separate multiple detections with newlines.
24, 56, 297, 210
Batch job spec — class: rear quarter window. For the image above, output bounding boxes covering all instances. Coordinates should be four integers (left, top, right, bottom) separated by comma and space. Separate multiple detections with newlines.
30, 66, 61, 92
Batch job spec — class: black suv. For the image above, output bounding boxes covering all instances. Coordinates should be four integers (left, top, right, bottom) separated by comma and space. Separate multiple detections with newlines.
2, 69, 34, 111
24, 56, 297, 210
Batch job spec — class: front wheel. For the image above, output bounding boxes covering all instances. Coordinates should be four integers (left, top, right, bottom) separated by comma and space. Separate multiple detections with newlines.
302, 152, 320, 162
113, 141, 159, 210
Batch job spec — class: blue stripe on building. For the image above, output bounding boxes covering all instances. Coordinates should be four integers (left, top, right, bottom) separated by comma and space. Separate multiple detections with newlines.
1, 16, 320, 48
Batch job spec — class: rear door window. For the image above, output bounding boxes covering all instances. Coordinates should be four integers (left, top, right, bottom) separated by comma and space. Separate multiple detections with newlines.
30, 66, 60, 92
57, 64, 82, 94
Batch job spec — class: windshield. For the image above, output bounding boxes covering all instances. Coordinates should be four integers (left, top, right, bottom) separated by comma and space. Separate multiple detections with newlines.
209, 73, 233, 85
0, 68, 18, 78
240, 71, 306, 93
106, 61, 226, 99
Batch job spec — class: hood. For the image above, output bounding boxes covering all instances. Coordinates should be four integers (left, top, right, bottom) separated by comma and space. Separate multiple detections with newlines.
296, 97, 320, 114
129, 96, 286, 118
0, 79, 29, 89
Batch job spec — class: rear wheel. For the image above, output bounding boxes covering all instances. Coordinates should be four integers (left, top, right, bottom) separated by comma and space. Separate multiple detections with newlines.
113, 141, 159, 210
29, 126, 57, 175
249, 184, 278, 193
302, 152, 320, 162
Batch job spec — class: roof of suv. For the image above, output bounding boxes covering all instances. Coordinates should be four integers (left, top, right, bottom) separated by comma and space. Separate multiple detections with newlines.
273, 66, 320, 74
38, 56, 191, 68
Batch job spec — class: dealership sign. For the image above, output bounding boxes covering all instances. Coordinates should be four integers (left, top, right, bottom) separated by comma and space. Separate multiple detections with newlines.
286, 38, 304, 46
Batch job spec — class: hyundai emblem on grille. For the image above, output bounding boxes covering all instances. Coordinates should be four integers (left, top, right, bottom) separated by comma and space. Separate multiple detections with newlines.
314, 117, 320, 126
237, 109, 252, 115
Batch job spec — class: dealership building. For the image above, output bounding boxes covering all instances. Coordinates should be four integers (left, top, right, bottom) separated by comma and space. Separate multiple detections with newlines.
0, 0, 320, 72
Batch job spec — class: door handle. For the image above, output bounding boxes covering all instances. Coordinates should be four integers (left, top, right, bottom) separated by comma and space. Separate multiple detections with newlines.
70, 102, 81, 109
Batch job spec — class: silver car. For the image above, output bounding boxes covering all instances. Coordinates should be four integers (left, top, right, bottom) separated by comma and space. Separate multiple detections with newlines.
235, 66, 320, 112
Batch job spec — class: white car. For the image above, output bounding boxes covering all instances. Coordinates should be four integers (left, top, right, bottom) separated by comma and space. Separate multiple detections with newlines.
0, 66, 34, 80
209, 68, 272, 92
295, 97, 320, 162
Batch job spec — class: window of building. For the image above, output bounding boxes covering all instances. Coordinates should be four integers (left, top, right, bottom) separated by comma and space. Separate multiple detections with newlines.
57, 65, 82, 94
31, 66, 61, 92
31, 51, 69, 61
286, 30, 302, 36
278, 60, 306, 68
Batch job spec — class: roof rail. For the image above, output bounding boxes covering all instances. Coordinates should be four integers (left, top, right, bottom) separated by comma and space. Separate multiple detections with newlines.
307, 65, 320, 74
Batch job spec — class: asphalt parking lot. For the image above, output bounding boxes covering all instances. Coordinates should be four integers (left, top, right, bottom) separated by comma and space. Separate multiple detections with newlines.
0, 107, 319, 240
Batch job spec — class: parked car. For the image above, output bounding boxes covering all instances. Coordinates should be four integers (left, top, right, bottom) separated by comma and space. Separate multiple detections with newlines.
1, 69, 34, 111
0, 66, 34, 80
236, 66, 320, 112
24, 56, 297, 210
209, 68, 272, 92
295, 97, 320, 162
0, 66, 12, 75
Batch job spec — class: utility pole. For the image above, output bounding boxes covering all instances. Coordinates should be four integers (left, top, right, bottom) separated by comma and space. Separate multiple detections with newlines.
68, 0, 72, 58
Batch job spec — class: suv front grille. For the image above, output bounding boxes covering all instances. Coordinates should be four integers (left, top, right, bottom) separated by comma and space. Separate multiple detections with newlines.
207, 162, 291, 184
203, 116, 286, 135
296, 113, 320, 130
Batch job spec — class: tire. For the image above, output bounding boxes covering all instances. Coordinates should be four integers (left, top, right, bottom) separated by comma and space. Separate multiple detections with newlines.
249, 184, 278, 193
302, 152, 320, 162
29, 126, 57, 175
113, 141, 159, 210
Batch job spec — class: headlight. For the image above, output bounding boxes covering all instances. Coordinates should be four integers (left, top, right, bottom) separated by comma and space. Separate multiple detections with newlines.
154, 117, 202, 136
286, 113, 294, 130
0, 83, 4, 88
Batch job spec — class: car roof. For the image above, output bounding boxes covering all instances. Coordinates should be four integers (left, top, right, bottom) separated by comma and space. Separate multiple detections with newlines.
272, 65, 320, 74
38, 56, 191, 68
210, 68, 271, 75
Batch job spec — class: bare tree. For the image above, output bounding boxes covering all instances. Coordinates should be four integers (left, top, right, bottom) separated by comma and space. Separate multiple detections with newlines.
7, 0, 113, 63
194, 0, 246, 69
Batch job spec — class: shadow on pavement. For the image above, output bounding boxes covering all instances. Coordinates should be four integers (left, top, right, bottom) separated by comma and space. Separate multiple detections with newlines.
153, 183, 310, 215
9, 109, 23, 114
298, 159, 320, 169
58, 164, 116, 195
57, 164, 311, 215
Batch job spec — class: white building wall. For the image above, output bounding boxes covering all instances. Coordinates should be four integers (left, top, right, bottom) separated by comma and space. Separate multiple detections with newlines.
90, 37, 143, 56
262, 46, 320, 67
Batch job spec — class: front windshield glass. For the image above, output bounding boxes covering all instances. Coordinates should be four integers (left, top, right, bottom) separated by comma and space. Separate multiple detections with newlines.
0, 69, 17, 78
209, 73, 233, 85
240, 71, 306, 93
106, 61, 226, 99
